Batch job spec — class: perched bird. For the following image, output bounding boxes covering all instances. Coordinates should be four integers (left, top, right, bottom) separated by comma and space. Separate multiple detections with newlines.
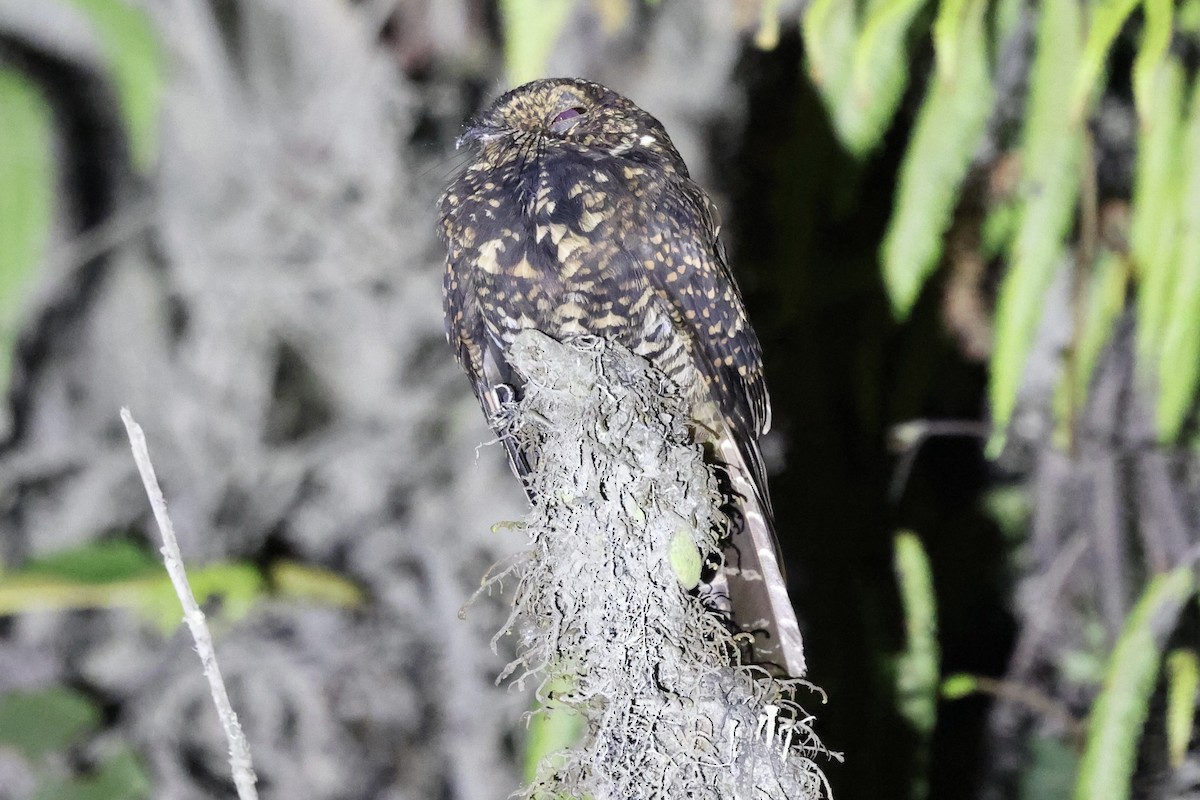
437, 78, 805, 678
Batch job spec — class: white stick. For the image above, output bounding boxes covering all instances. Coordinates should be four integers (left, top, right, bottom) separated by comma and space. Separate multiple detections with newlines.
120, 407, 259, 800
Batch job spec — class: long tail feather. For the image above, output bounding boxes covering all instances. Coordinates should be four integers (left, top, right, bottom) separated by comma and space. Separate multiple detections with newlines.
717, 436, 806, 678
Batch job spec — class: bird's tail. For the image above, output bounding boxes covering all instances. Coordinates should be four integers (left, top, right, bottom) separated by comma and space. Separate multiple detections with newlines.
715, 435, 807, 678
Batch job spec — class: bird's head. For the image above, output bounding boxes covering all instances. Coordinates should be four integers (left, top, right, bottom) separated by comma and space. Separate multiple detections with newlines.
456, 78, 687, 175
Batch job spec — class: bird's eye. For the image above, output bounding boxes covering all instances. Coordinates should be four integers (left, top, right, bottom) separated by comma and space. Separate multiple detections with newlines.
549, 106, 586, 134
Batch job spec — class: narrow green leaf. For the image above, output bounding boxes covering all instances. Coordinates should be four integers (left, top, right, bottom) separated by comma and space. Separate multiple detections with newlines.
1166, 649, 1199, 768
802, 0, 857, 123
65, 0, 163, 171
19, 539, 158, 584
500, 0, 574, 85
0, 574, 136, 616
1130, 59, 1184, 369
803, 0, 848, 85
1154, 78, 1200, 441
987, 0, 1083, 454
0, 69, 53, 401
881, 0, 992, 319
804, 0, 929, 155
1180, 0, 1200, 32
269, 560, 366, 608
0, 556, 270, 633
1132, 0, 1174, 125
0, 688, 100, 759
1073, 566, 1196, 800
931, 0, 968, 79
844, 0, 928, 154
0, 556, 360, 634
1069, 0, 1139, 122
137, 562, 267, 632
893, 531, 939, 742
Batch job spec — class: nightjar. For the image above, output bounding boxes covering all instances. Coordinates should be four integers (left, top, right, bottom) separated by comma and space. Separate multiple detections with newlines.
437, 78, 805, 678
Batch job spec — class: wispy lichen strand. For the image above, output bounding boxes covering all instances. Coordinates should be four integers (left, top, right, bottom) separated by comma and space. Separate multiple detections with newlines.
485, 331, 832, 799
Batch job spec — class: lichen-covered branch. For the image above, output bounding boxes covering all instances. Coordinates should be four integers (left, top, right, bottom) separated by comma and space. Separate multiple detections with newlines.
486, 330, 833, 799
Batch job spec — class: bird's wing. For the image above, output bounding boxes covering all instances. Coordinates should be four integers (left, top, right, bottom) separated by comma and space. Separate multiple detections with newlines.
632, 176, 805, 677
632, 177, 772, 505
440, 214, 536, 493
440, 225, 497, 406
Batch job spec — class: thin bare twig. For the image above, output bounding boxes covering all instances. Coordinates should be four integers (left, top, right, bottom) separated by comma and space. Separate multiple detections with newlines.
120, 407, 259, 800
887, 418, 992, 502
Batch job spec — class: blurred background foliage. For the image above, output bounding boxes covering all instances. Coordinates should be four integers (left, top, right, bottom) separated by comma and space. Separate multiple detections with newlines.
1, 0, 1200, 798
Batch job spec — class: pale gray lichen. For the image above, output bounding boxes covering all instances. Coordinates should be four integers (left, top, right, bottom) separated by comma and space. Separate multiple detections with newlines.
485, 330, 834, 800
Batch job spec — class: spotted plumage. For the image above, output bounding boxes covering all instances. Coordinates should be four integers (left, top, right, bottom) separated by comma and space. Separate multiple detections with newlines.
437, 78, 804, 677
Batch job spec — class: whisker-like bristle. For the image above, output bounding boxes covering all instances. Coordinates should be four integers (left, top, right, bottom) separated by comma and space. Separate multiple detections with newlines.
419, 148, 474, 185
